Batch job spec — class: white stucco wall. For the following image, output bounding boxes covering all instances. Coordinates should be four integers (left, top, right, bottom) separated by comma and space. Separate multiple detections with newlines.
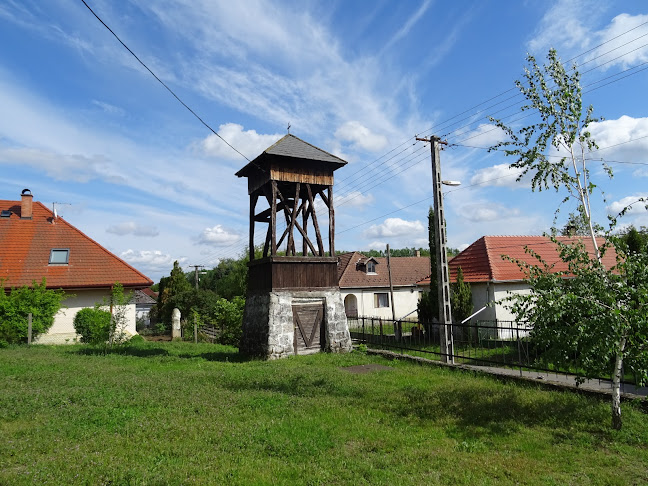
35, 289, 138, 344
341, 287, 422, 320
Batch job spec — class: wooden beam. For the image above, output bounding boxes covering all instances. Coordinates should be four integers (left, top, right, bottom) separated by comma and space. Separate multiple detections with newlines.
263, 223, 271, 258
271, 180, 277, 256
306, 184, 324, 256
249, 193, 258, 261
318, 189, 329, 208
328, 185, 334, 256
287, 183, 300, 256
302, 196, 308, 256
294, 219, 317, 256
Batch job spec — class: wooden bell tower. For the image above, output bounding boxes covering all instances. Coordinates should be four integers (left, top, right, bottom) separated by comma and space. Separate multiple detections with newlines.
236, 134, 352, 358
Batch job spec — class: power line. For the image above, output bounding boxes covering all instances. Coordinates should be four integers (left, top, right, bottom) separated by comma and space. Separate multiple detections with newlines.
80, 0, 251, 163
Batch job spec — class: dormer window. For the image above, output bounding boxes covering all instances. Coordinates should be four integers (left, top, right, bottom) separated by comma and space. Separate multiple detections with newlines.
49, 249, 69, 264
366, 261, 376, 273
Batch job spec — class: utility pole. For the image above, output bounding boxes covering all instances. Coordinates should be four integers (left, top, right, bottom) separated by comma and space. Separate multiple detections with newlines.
189, 265, 205, 290
416, 135, 454, 364
385, 244, 398, 340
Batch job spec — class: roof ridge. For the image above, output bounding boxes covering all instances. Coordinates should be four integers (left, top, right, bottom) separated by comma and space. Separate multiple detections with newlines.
482, 236, 496, 280
34, 201, 152, 286
340, 251, 365, 281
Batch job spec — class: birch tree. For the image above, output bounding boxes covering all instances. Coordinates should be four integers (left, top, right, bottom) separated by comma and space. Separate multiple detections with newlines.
490, 49, 648, 429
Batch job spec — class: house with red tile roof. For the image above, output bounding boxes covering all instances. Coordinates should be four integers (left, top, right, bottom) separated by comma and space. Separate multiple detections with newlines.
338, 251, 430, 320
0, 189, 153, 343
418, 235, 617, 326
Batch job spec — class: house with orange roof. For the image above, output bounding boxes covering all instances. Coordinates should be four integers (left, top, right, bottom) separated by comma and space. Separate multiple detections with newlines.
0, 189, 153, 343
421, 235, 617, 325
338, 251, 430, 320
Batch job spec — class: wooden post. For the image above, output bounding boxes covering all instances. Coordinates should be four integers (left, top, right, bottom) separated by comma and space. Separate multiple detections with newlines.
27, 313, 32, 345
302, 196, 308, 256
386, 244, 399, 341
249, 193, 258, 261
306, 185, 324, 256
194, 314, 198, 344
328, 185, 334, 256
270, 181, 277, 256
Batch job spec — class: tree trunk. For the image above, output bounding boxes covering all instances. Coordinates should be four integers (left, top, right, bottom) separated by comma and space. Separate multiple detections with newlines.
611, 337, 626, 430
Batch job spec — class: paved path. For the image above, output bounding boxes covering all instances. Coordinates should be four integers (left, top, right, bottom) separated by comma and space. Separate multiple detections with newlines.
368, 349, 648, 400
462, 362, 648, 399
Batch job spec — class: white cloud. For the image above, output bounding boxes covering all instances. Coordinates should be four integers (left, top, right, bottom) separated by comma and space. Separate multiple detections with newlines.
607, 195, 648, 216
382, 0, 433, 52
196, 225, 241, 247
586, 14, 648, 70
588, 116, 648, 161
364, 217, 425, 238
0, 147, 119, 183
335, 121, 388, 152
92, 100, 125, 116
198, 123, 282, 160
106, 222, 159, 237
528, 5, 648, 72
458, 123, 507, 147
458, 203, 520, 223
527, 0, 600, 54
120, 249, 186, 272
337, 191, 375, 209
470, 164, 525, 188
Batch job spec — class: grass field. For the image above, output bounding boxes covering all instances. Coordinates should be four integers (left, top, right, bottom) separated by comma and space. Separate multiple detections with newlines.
1, 341, 647, 485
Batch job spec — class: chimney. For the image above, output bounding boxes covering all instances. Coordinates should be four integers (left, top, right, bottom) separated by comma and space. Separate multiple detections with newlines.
21, 189, 33, 219
416, 249, 421, 257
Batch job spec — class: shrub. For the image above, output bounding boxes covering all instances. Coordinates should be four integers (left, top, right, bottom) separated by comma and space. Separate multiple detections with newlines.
73, 308, 111, 345
0, 279, 66, 344
128, 334, 145, 344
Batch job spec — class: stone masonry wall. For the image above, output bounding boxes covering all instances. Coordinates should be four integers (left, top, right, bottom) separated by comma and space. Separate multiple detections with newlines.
240, 289, 352, 359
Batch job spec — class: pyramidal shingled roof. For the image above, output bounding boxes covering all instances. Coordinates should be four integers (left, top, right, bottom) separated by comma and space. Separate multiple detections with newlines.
0, 199, 153, 290
236, 134, 346, 177
266, 134, 346, 163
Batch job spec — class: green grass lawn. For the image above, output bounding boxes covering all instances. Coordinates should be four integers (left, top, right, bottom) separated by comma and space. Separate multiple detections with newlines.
1, 342, 647, 485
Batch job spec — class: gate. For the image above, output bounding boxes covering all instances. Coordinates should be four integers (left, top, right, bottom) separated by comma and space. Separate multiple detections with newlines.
292, 302, 324, 354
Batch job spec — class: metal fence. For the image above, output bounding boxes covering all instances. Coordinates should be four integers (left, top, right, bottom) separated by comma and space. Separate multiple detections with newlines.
348, 316, 639, 386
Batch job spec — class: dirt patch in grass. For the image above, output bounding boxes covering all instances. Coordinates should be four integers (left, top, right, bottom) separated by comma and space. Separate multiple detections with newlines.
342, 363, 393, 374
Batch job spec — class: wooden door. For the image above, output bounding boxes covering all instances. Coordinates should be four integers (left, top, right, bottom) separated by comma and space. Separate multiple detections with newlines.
292, 302, 324, 354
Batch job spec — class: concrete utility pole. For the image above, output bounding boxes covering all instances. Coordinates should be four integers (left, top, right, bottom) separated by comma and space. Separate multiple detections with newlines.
189, 265, 205, 290
417, 135, 455, 364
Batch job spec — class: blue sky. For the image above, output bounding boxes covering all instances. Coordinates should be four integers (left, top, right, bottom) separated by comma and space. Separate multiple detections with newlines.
1, 0, 647, 282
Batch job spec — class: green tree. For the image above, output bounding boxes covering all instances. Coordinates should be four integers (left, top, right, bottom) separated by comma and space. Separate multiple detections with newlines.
618, 225, 648, 254
491, 49, 648, 429
418, 207, 439, 326
450, 267, 473, 324
560, 209, 603, 237
0, 279, 66, 345
73, 307, 111, 345
490, 48, 607, 260
157, 261, 193, 326
504, 238, 648, 430
107, 283, 133, 347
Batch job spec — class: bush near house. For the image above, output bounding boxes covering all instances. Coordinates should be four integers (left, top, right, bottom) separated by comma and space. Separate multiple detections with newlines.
73, 308, 112, 345
0, 279, 66, 345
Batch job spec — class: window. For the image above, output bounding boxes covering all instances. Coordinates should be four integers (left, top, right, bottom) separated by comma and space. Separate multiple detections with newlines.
366, 261, 376, 273
374, 292, 389, 308
49, 249, 69, 264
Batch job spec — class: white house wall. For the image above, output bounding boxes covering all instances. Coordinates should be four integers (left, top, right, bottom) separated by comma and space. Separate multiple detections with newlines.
341, 287, 422, 320
35, 289, 138, 344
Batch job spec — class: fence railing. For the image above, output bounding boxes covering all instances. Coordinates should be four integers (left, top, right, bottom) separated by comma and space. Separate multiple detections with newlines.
348, 316, 639, 386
